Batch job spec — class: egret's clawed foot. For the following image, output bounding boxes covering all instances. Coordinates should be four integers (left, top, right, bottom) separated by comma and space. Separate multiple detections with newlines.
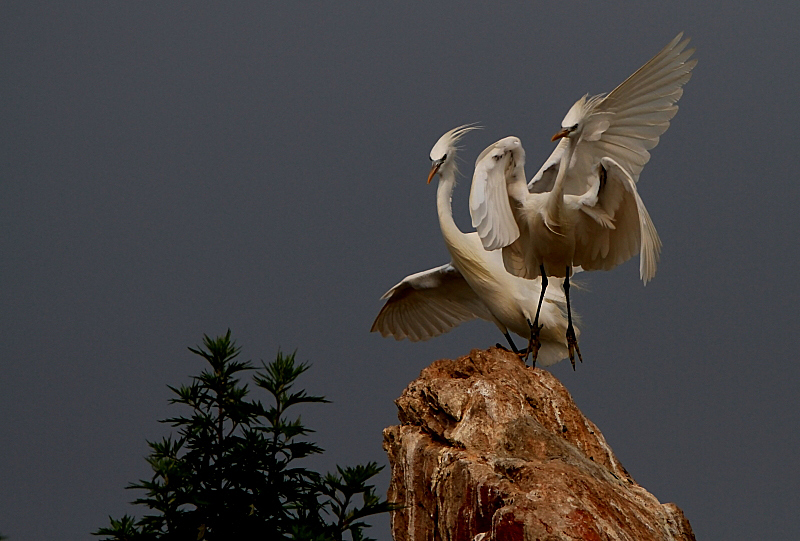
501, 332, 522, 357
527, 338, 542, 368
525, 319, 543, 368
496, 343, 513, 353
566, 324, 582, 370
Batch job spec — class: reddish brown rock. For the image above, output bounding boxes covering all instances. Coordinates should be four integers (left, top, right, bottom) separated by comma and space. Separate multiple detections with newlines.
383, 347, 694, 541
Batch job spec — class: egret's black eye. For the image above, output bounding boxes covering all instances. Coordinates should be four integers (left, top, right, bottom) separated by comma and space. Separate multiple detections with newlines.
441, 154, 447, 162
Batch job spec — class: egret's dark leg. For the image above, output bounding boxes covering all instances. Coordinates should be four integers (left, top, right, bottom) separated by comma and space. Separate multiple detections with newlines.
563, 266, 583, 370
503, 332, 521, 355
525, 265, 548, 367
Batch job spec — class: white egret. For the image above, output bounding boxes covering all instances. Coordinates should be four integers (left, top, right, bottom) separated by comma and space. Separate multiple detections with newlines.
370, 126, 578, 368
470, 34, 697, 366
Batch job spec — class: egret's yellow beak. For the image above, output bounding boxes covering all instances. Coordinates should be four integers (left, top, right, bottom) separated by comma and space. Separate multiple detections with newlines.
427, 162, 441, 184
551, 128, 571, 142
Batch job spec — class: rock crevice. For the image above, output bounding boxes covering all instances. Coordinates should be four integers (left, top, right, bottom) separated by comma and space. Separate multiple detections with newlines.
383, 347, 694, 541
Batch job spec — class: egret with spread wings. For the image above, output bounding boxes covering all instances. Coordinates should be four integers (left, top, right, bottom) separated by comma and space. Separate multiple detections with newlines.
371, 126, 578, 368
470, 34, 697, 367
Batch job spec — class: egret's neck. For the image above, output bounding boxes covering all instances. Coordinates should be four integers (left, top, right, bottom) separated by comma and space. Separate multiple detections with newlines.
543, 141, 575, 223
506, 166, 530, 204
435, 169, 494, 285
550, 142, 575, 200
435, 170, 465, 246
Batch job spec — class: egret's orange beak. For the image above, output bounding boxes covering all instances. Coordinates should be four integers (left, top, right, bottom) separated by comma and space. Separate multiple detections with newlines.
427, 163, 440, 184
551, 128, 571, 142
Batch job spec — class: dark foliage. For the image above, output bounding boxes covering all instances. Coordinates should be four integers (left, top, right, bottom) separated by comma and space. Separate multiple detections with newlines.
95, 331, 396, 540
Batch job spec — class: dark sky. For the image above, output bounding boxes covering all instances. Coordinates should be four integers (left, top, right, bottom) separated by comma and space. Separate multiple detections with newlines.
2, 2, 799, 539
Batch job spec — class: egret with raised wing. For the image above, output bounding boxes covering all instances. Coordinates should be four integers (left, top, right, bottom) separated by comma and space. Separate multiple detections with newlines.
371, 126, 578, 368
470, 34, 697, 367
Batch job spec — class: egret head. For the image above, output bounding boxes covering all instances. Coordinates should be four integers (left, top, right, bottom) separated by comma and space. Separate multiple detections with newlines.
552, 93, 605, 142
474, 136, 526, 179
551, 95, 587, 141
427, 124, 480, 183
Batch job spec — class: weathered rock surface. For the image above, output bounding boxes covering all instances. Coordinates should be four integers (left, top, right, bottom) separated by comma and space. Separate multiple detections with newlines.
383, 347, 694, 541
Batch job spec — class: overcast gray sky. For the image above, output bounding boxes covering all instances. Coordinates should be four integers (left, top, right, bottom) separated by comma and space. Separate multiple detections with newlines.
2, 2, 799, 540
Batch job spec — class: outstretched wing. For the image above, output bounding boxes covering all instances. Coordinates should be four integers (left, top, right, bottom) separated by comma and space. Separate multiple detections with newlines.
530, 33, 697, 195
370, 263, 492, 341
571, 157, 661, 283
469, 144, 520, 251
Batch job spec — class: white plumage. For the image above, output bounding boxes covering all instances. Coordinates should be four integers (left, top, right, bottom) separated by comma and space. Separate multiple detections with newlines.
469, 34, 697, 365
371, 126, 578, 367
468, 139, 521, 251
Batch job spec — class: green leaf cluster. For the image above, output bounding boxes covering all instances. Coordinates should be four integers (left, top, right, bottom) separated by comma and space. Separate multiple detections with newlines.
94, 331, 397, 540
